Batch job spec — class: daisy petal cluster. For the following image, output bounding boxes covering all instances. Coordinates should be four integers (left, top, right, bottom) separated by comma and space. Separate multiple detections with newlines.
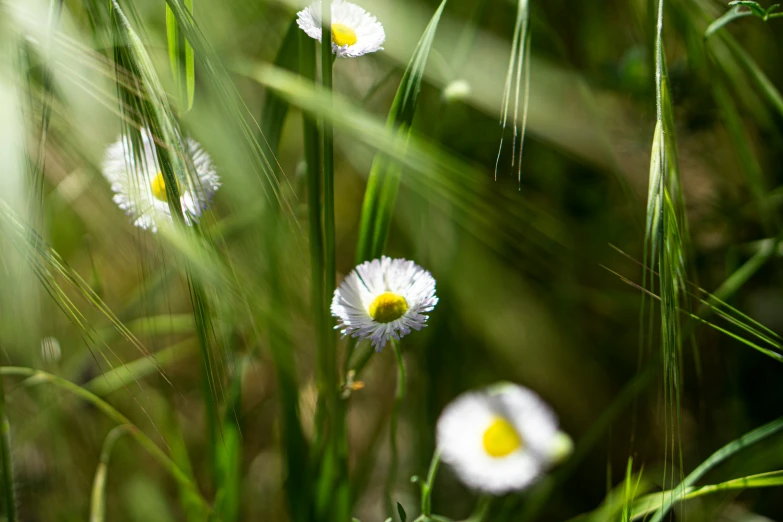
297, 0, 385, 58
436, 383, 572, 494
102, 130, 220, 232
331, 256, 438, 350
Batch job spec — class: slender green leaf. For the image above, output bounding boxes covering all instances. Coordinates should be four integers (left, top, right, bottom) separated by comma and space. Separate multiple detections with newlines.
355, 0, 449, 263
648, 416, 783, 521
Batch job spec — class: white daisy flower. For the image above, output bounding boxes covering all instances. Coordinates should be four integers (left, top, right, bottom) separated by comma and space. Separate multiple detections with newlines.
436, 383, 572, 495
102, 130, 220, 232
331, 256, 438, 350
296, 0, 385, 58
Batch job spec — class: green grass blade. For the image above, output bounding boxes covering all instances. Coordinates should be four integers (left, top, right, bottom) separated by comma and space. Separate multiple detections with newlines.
90, 425, 132, 522
705, 5, 752, 37
166, 1, 195, 111
648, 416, 783, 521
355, 0, 449, 263
0, 367, 212, 514
215, 357, 243, 522
86, 340, 195, 397
260, 19, 300, 156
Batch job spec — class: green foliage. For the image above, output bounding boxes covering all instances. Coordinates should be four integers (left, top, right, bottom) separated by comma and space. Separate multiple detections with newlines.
2, 0, 783, 521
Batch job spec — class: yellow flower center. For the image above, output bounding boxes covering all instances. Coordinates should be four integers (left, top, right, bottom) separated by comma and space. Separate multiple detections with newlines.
331, 23, 357, 47
368, 292, 408, 323
150, 172, 181, 202
482, 417, 522, 458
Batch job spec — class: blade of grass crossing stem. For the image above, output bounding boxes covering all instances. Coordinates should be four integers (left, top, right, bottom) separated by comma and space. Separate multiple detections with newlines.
0, 367, 212, 515
90, 425, 132, 522
111, 1, 224, 480
355, 0, 449, 263
648, 416, 783, 521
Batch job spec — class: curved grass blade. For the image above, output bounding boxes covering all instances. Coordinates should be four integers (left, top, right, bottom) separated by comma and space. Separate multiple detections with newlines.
647, 415, 783, 521
90, 425, 132, 522
705, 5, 752, 38
355, 0, 449, 263
632, 470, 783, 520
0, 366, 212, 514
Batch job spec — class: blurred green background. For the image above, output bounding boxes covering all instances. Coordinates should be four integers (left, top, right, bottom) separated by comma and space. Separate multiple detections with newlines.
1, 0, 783, 520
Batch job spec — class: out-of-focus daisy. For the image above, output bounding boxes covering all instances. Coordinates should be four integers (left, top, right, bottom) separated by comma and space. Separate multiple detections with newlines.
331, 256, 438, 350
436, 383, 572, 494
102, 130, 219, 232
296, 0, 385, 58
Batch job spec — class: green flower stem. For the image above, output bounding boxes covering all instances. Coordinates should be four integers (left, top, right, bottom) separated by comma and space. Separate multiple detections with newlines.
0, 379, 17, 522
420, 448, 441, 517
0, 367, 212, 514
386, 340, 407, 520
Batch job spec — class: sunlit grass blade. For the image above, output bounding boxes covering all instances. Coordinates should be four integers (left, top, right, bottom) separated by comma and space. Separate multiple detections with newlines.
494, 0, 530, 183
90, 425, 132, 522
86, 340, 195, 397
166, 0, 195, 111
355, 0, 449, 263
246, 63, 566, 271
632, 469, 783, 520
647, 415, 783, 521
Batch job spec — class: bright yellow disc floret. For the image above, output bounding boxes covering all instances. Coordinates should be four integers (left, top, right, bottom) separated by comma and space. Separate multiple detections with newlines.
368, 291, 408, 323
482, 417, 522, 458
331, 23, 357, 47
150, 172, 181, 202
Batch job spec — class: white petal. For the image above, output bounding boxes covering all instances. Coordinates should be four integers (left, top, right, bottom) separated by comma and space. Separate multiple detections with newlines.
436, 385, 563, 494
331, 256, 437, 349
102, 129, 220, 231
296, 0, 385, 58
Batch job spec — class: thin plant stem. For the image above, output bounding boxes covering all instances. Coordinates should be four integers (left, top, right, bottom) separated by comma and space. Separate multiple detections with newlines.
386, 340, 407, 520
0, 380, 17, 522
90, 425, 132, 522
0, 367, 212, 514
299, 29, 326, 439
420, 448, 441, 517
